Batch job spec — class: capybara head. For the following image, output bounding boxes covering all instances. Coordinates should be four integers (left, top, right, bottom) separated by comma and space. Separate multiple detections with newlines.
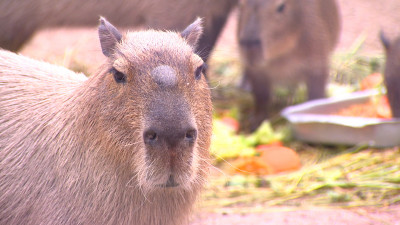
238, 0, 301, 66
96, 18, 212, 192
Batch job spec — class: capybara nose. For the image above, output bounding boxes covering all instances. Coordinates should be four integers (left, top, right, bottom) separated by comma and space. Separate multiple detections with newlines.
143, 126, 197, 148
239, 39, 261, 48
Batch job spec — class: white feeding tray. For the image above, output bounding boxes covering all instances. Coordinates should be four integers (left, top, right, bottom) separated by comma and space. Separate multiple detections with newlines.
281, 90, 400, 147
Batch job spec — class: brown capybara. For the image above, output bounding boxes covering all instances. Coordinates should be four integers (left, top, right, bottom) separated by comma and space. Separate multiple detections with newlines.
0, 0, 237, 62
0, 17, 212, 225
380, 31, 400, 117
237, 0, 341, 130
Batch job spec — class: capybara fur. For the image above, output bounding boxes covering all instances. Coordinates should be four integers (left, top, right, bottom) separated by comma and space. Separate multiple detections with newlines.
0, 0, 237, 62
0, 18, 212, 225
380, 31, 400, 117
238, 0, 341, 130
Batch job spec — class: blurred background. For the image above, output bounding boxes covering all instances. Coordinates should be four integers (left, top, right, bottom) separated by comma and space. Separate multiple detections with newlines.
4, 0, 400, 224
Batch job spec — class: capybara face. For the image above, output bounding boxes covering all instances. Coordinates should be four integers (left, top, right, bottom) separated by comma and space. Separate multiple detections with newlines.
238, 0, 300, 66
97, 18, 212, 192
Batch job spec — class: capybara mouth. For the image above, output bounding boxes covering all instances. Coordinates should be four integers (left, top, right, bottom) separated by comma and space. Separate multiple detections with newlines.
153, 175, 181, 188
239, 39, 263, 66
143, 154, 195, 189
243, 50, 264, 66
164, 175, 179, 188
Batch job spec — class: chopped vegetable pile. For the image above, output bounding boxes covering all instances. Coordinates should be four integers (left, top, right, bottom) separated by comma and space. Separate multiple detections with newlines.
335, 95, 392, 119
202, 147, 400, 210
203, 49, 400, 212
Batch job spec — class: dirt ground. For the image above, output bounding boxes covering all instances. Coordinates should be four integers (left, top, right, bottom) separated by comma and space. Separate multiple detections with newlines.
190, 206, 400, 225
17, 0, 400, 224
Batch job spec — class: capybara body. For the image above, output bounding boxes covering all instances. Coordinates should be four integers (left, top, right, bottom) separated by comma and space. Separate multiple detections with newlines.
381, 32, 400, 117
238, 0, 340, 130
0, 0, 237, 61
0, 18, 212, 225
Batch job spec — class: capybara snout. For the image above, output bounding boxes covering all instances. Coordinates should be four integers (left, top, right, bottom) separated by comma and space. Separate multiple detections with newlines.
143, 124, 197, 150
142, 91, 199, 189
143, 108, 197, 149
239, 39, 262, 48
239, 38, 263, 65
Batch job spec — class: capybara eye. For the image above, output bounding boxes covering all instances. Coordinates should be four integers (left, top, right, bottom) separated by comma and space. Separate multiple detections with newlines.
110, 68, 126, 83
277, 3, 285, 13
195, 63, 207, 80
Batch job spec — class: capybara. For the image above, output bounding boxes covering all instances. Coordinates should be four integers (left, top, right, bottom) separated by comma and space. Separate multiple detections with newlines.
238, 0, 341, 130
0, 0, 237, 62
0, 17, 212, 225
380, 31, 400, 117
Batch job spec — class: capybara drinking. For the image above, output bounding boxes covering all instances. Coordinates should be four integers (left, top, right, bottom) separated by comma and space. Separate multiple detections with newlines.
380, 31, 400, 117
0, 17, 212, 225
238, 0, 341, 130
0, 0, 237, 62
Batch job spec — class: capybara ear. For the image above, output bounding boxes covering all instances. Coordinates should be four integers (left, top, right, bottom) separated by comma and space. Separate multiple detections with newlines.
181, 18, 203, 50
98, 17, 122, 57
380, 30, 391, 51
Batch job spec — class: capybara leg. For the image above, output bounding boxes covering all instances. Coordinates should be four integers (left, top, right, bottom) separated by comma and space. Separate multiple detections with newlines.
246, 68, 271, 131
385, 75, 400, 117
306, 68, 328, 100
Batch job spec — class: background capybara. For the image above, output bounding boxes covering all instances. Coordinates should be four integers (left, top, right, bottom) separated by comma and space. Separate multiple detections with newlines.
0, 18, 212, 225
380, 32, 400, 117
237, 0, 341, 130
0, 0, 237, 62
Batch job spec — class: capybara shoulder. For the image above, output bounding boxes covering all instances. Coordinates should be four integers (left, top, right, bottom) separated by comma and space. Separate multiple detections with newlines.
0, 17, 212, 225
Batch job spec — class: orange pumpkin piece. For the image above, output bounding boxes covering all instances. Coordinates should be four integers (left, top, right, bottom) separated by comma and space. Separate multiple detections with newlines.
232, 145, 301, 175
232, 157, 272, 175
257, 146, 302, 174
263, 141, 283, 147
376, 96, 392, 118
360, 73, 383, 90
335, 95, 392, 119
220, 116, 240, 132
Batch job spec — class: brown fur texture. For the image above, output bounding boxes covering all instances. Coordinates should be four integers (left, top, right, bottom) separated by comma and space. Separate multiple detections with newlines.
0, 18, 212, 225
0, 0, 237, 62
237, 0, 341, 130
381, 32, 400, 117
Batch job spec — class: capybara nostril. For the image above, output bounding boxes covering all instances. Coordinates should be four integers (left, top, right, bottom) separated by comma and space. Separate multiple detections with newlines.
184, 129, 197, 143
144, 126, 197, 148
